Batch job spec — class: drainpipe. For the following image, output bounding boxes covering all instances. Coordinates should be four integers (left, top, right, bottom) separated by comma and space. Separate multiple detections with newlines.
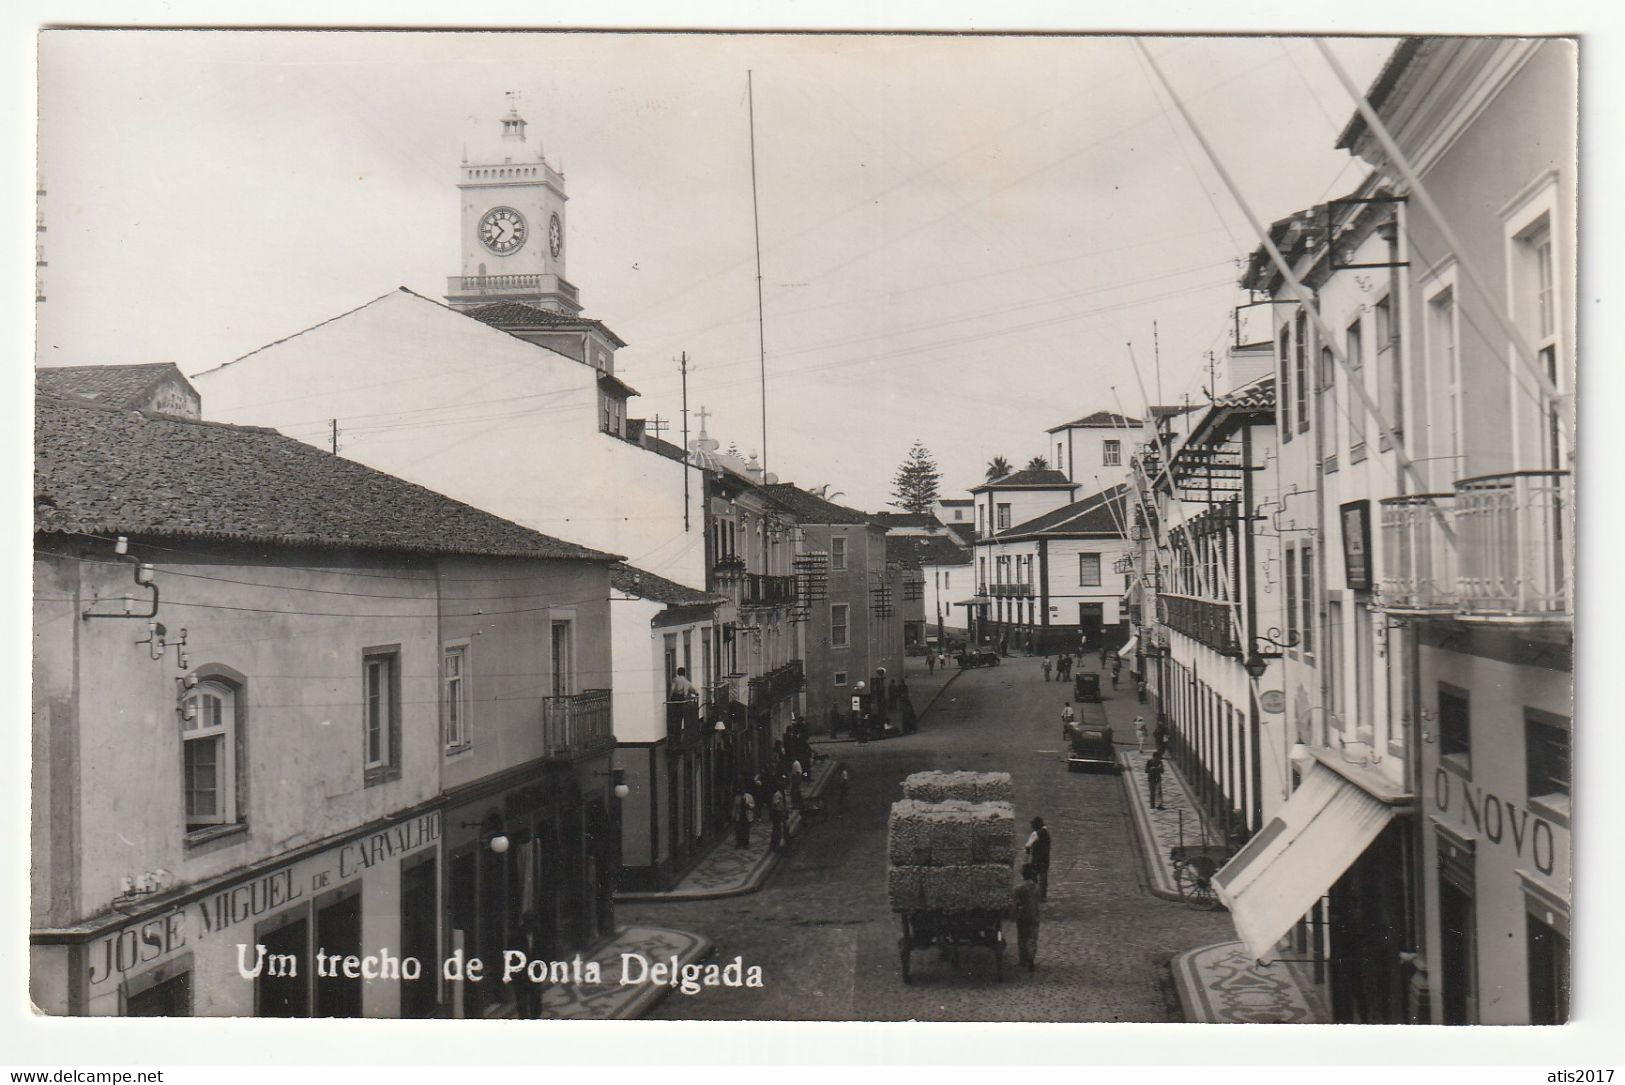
1242, 424, 1263, 831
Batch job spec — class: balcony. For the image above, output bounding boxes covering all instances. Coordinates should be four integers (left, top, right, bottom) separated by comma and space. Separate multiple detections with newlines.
1157, 594, 1241, 656
445, 273, 579, 305
748, 660, 804, 713
742, 573, 797, 608
665, 696, 706, 746
541, 690, 614, 760
712, 555, 747, 581
1454, 470, 1572, 622
1377, 494, 1458, 614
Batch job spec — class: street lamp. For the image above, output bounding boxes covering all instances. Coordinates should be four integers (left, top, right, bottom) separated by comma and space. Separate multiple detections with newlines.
1243, 627, 1300, 679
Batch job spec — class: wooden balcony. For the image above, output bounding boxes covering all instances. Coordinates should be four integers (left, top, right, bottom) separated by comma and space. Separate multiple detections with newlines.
1157, 593, 1241, 656
748, 660, 804, 714
1454, 470, 1572, 622
540, 689, 614, 760
1377, 494, 1458, 614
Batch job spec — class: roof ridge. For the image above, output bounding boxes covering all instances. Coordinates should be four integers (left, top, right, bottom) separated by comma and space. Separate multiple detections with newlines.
191, 288, 408, 377
36, 391, 282, 434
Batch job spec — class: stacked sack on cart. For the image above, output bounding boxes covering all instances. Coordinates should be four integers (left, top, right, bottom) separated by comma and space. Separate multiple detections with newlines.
886, 771, 1016, 913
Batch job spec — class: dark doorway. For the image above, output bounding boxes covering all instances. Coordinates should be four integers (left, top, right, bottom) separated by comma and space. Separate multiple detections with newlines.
1527, 912, 1570, 1024
125, 970, 191, 1016
1439, 878, 1478, 1024
255, 912, 309, 1018
315, 891, 363, 1018
1078, 603, 1104, 650
400, 856, 438, 1018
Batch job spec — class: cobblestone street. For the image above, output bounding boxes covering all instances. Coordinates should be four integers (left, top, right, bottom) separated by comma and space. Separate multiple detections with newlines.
622, 655, 1233, 1021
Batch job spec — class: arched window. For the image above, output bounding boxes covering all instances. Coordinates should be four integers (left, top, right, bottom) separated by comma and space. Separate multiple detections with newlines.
181, 680, 238, 830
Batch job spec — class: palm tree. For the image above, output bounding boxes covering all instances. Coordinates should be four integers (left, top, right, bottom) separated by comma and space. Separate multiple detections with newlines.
1023, 455, 1049, 472
809, 482, 846, 501
985, 456, 1013, 482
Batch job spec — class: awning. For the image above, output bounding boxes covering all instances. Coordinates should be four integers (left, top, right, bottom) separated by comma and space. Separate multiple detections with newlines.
1117, 634, 1139, 659
1211, 762, 1396, 961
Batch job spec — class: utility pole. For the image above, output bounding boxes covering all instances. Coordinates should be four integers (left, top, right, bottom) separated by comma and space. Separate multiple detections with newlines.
747, 70, 769, 473
679, 353, 691, 532
329, 418, 340, 455
1153, 319, 1163, 411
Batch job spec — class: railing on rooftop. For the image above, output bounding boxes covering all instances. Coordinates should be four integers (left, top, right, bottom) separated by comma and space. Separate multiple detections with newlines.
1377, 494, 1458, 614
1453, 470, 1571, 622
445, 274, 579, 302
541, 689, 613, 760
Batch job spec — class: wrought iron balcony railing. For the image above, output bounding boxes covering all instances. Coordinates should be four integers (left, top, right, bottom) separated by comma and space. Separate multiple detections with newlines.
1377, 493, 1458, 614
541, 689, 614, 760
742, 573, 797, 607
1454, 470, 1571, 621
748, 660, 804, 712
1156, 593, 1241, 657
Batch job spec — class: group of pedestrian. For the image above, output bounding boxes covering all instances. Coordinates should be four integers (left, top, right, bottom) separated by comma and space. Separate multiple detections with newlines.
1041, 654, 1078, 683
1141, 716, 1171, 809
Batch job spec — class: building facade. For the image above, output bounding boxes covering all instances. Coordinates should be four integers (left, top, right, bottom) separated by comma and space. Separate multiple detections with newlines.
31, 395, 617, 1018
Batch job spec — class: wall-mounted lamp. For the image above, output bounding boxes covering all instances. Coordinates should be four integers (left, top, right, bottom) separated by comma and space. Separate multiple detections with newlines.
593, 768, 631, 800
1243, 627, 1301, 679
714, 718, 728, 734
460, 812, 510, 853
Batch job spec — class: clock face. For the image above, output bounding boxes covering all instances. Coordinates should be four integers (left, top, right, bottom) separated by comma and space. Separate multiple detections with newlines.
548, 213, 563, 259
479, 207, 527, 255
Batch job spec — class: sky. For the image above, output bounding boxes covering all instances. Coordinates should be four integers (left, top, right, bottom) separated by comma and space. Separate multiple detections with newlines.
35, 30, 1397, 510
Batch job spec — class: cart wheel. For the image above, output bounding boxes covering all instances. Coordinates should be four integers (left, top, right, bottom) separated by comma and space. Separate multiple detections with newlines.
1175, 860, 1218, 907
899, 940, 912, 984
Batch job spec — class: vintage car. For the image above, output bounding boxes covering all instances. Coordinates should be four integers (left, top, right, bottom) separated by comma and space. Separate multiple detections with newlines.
1064, 721, 1117, 773
956, 648, 1001, 669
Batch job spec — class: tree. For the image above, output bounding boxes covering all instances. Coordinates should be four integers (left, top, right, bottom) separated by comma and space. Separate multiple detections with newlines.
1024, 455, 1049, 471
890, 439, 943, 514
985, 455, 1013, 482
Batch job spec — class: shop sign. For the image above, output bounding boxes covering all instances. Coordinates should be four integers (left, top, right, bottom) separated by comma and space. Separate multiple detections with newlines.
1432, 770, 1559, 876
86, 811, 440, 989
1339, 500, 1373, 591
1258, 689, 1285, 714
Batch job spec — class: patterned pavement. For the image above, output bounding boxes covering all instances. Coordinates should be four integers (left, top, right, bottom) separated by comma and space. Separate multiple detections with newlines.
1171, 940, 1321, 1024
616, 757, 840, 902
1116, 736, 1325, 1023
539, 924, 712, 1019
1118, 747, 1222, 899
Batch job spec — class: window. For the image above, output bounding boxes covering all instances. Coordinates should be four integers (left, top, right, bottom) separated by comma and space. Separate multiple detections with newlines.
996, 503, 1011, 531
1285, 548, 1298, 646
1438, 684, 1471, 769
1279, 325, 1293, 440
943, 570, 951, 590
1375, 295, 1402, 449
831, 535, 847, 571
1525, 709, 1570, 812
830, 603, 850, 648
977, 505, 985, 535
1428, 285, 1461, 480
833, 671, 848, 687
1507, 183, 1566, 472
182, 681, 237, 830
1320, 345, 1338, 468
363, 649, 400, 784
1078, 553, 1101, 587
550, 620, 574, 696
1300, 544, 1314, 657
1347, 317, 1366, 458
1294, 311, 1309, 433
1057, 442, 1064, 468
444, 644, 470, 750
1103, 440, 1121, 466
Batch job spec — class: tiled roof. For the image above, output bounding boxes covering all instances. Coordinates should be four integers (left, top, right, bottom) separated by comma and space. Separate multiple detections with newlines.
1046, 410, 1141, 432
943, 522, 976, 546
970, 467, 1078, 493
760, 483, 874, 525
639, 434, 688, 463
35, 397, 617, 563
1336, 37, 1427, 151
937, 497, 972, 506
610, 563, 726, 606
463, 300, 628, 348
1216, 374, 1276, 412
995, 485, 1131, 540
36, 363, 193, 409
887, 534, 972, 568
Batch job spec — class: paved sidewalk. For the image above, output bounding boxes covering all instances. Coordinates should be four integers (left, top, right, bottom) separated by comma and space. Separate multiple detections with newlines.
1171, 940, 1326, 1024
615, 757, 840, 903
1116, 740, 1327, 1023
1118, 746, 1222, 901
537, 923, 712, 1019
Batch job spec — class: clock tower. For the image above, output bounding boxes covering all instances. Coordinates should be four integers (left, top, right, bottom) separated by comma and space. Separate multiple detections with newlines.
445, 94, 581, 315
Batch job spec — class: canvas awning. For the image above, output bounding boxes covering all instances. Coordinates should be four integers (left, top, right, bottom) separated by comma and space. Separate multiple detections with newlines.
1211, 762, 1397, 961
1117, 634, 1139, 659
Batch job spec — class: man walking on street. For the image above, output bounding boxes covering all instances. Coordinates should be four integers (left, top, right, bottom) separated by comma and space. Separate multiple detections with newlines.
1024, 816, 1052, 901
1146, 752, 1165, 810
1013, 864, 1042, 973
1060, 701, 1076, 740
926, 651, 936, 675
1136, 677, 1148, 704
732, 785, 755, 848
837, 765, 850, 813
1133, 714, 1147, 753
1041, 657, 1052, 682
768, 784, 789, 852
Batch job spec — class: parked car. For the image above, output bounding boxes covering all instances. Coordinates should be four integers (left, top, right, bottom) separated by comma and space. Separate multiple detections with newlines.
1065, 723, 1117, 773
957, 648, 1001, 669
